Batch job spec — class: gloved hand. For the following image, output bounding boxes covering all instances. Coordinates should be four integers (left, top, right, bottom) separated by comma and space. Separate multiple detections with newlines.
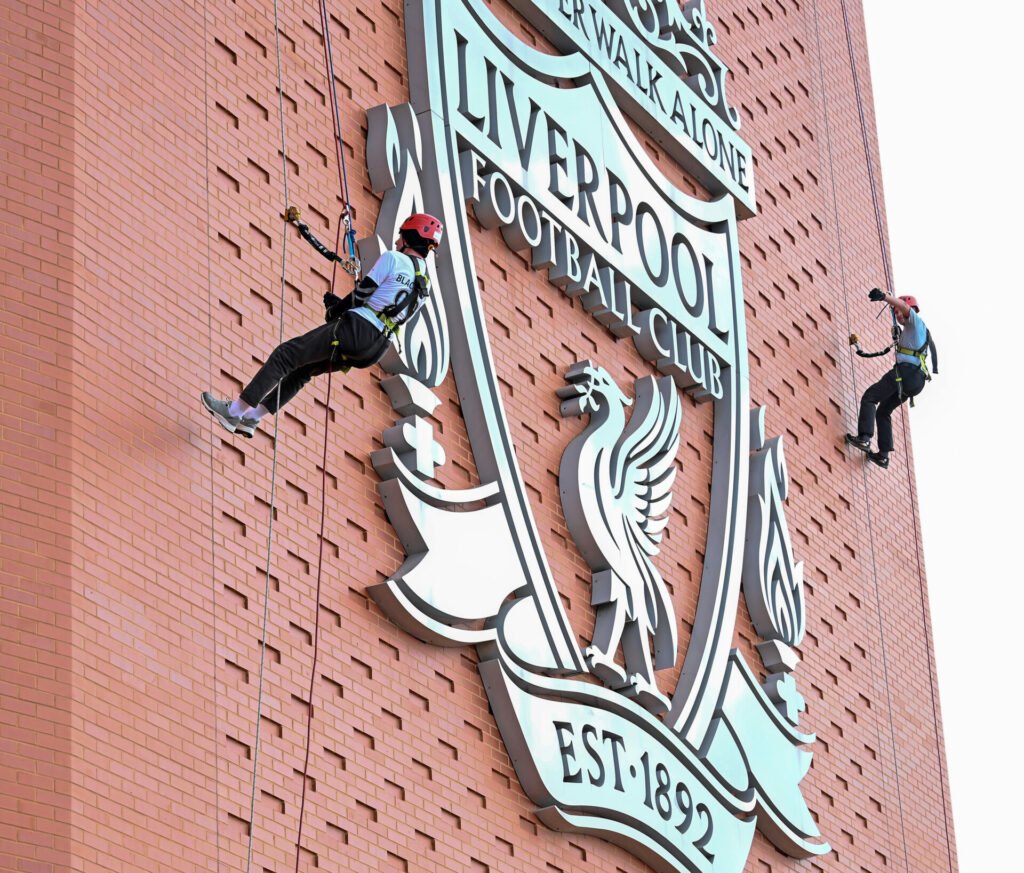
868, 288, 886, 302
323, 291, 352, 322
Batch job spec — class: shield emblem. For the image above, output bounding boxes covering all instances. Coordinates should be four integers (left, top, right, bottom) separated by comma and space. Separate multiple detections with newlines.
362, 1, 826, 868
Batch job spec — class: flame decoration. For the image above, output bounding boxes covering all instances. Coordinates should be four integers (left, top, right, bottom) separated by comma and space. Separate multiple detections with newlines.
360, 103, 450, 388
742, 407, 806, 648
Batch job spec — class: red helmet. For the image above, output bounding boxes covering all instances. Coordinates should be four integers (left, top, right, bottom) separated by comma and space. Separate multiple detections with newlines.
898, 295, 920, 312
400, 213, 443, 249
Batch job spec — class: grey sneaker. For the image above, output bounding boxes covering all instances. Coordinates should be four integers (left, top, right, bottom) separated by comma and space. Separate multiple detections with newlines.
201, 392, 242, 434
234, 417, 259, 438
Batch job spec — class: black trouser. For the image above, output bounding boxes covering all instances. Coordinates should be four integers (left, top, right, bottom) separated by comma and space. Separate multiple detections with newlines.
857, 362, 926, 453
240, 312, 389, 413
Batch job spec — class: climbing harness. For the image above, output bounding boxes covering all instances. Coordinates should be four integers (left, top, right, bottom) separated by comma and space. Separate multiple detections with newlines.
850, 311, 938, 406
897, 332, 938, 378
288, 205, 432, 355
285, 207, 427, 361
849, 327, 935, 375
374, 255, 431, 342
850, 289, 938, 405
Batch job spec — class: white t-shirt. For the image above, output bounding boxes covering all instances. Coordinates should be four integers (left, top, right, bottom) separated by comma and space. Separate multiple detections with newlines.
352, 250, 428, 332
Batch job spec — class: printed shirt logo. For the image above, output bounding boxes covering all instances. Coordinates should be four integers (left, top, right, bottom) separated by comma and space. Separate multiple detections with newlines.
358, 1, 828, 869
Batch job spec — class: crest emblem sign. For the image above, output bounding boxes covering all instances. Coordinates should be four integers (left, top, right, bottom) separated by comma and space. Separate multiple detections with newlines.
360, 1, 829, 868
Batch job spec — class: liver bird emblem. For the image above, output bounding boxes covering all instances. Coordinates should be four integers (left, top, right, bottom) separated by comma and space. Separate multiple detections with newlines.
556, 361, 683, 714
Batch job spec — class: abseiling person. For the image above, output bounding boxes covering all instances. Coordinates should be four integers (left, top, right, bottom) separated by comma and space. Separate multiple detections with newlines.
201, 212, 443, 438
846, 288, 937, 469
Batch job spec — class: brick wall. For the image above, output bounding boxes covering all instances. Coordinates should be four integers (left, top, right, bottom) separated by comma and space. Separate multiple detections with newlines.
1, 0, 956, 871
2, 2, 75, 870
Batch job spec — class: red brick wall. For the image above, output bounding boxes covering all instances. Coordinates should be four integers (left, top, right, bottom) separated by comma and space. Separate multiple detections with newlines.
2, 2, 75, 870
722, 2, 956, 869
1, 1, 956, 871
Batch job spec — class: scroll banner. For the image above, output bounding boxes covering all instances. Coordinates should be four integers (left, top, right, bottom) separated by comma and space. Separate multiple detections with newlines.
479, 655, 756, 873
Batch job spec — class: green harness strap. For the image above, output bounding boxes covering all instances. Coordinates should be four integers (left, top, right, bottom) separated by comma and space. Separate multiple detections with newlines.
372, 259, 429, 339
368, 310, 400, 336
897, 328, 932, 378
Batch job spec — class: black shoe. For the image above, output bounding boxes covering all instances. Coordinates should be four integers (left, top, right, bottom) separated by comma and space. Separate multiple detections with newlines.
867, 451, 889, 469
845, 433, 871, 453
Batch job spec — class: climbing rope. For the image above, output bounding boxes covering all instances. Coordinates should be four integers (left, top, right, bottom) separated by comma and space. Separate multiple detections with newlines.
292, 2, 361, 866
837, 0, 917, 402
244, 0, 293, 870
317, 0, 358, 261
811, 0, 954, 869
292, 306, 340, 873
807, 0, 907, 866
223, 0, 359, 867
835, 1, 954, 868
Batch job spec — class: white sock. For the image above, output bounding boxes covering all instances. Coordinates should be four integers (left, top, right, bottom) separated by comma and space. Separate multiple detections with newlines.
248, 404, 271, 421
228, 399, 254, 417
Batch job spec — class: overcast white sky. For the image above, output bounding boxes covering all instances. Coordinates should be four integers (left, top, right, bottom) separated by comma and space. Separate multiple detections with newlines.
860, 2, 1023, 869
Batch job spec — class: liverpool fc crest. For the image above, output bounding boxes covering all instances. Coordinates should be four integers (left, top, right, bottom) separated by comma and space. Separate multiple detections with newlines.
361, 1, 828, 869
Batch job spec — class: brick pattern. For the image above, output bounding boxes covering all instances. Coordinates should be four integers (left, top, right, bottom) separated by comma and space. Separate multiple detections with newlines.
1, 3, 75, 872
713, 1, 956, 870
1, 0, 955, 871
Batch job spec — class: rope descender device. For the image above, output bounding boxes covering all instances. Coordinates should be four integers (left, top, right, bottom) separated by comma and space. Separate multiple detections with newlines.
285, 206, 361, 279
